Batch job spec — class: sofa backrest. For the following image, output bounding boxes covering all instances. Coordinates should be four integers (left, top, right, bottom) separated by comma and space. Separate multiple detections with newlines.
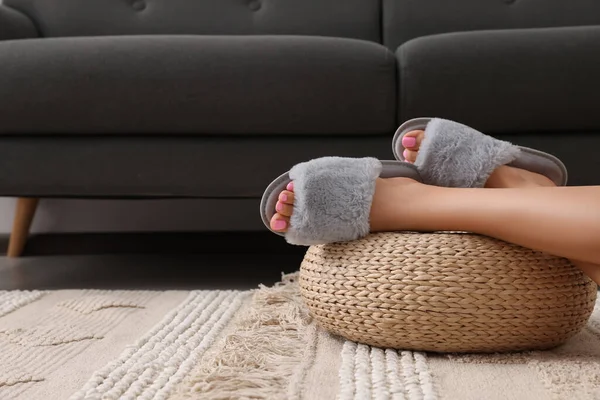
4, 0, 381, 42
383, 0, 600, 50
6, 0, 600, 50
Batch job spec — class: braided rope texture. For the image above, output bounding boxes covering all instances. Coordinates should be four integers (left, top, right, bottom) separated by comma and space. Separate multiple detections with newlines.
299, 232, 598, 353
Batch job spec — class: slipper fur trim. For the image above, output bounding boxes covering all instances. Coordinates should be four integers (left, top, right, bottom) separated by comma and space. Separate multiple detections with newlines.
416, 118, 521, 188
286, 157, 381, 245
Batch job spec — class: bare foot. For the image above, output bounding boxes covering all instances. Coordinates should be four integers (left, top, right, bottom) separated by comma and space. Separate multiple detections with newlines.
401, 130, 556, 189
269, 177, 431, 233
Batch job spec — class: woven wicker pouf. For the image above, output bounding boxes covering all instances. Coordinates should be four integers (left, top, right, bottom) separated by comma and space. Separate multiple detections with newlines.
299, 232, 597, 353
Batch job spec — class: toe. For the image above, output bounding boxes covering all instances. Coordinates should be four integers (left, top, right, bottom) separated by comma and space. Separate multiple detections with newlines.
270, 214, 289, 232
278, 190, 294, 205
403, 149, 418, 163
401, 130, 425, 151
275, 200, 294, 217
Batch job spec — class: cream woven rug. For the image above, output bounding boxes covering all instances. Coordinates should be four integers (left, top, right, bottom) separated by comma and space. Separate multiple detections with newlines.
0, 274, 598, 400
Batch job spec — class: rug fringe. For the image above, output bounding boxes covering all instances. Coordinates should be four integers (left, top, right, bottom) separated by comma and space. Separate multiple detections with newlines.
175, 272, 313, 399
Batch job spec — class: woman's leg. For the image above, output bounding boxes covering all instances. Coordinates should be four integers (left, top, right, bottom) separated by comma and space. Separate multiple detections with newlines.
274, 178, 600, 270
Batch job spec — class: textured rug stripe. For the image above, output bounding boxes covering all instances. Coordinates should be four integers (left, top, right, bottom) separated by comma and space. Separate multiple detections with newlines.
0, 291, 46, 318
355, 344, 373, 399
370, 348, 388, 400
70, 290, 246, 400
339, 341, 358, 400
384, 349, 405, 400
0, 290, 162, 400
339, 342, 437, 400
413, 353, 436, 400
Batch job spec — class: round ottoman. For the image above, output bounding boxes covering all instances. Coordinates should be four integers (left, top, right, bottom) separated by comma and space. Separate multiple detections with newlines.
299, 232, 597, 353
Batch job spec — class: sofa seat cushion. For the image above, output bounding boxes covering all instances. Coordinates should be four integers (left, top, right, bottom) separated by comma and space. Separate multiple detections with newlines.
397, 25, 600, 134
0, 35, 396, 135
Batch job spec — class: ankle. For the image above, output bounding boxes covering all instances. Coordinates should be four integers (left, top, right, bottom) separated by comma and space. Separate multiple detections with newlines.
403, 184, 474, 233
370, 178, 442, 233
369, 178, 419, 232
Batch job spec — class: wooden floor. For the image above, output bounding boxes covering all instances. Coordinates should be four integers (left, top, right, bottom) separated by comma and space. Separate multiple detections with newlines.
0, 232, 305, 290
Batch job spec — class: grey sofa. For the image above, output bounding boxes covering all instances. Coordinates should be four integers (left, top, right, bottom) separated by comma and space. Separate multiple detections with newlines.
1, 0, 599, 256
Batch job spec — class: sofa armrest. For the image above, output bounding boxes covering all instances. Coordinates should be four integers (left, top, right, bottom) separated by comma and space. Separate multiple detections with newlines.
0, 5, 38, 40
397, 25, 600, 134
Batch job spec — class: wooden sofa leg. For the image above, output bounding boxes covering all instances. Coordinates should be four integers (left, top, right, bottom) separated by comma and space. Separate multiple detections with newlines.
7, 198, 39, 258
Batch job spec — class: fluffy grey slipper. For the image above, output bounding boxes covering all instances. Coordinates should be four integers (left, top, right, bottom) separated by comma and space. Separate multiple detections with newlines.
392, 118, 568, 188
260, 157, 422, 246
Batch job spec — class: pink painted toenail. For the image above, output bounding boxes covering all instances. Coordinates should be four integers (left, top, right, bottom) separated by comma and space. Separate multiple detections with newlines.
276, 202, 283, 212
274, 220, 287, 230
287, 182, 294, 191
402, 136, 417, 148
403, 149, 410, 161
280, 193, 288, 202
